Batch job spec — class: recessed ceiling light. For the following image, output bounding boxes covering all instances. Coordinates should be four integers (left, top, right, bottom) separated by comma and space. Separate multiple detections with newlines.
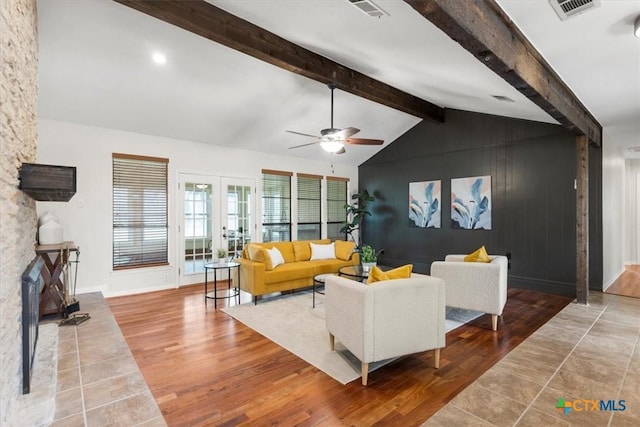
152, 52, 167, 65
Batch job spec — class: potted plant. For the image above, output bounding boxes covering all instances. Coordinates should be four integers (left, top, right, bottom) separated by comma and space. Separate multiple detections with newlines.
216, 248, 228, 261
360, 244, 377, 273
339, 189, 375, 248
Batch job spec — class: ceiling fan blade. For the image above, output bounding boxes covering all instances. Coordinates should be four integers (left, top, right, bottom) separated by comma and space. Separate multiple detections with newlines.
289, 141, 320, 149
333, 127, 360, 138
345, 138, 384, 145
286, 130, 321, 138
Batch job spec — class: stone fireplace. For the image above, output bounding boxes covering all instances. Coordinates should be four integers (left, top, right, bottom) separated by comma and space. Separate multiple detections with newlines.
0, 0, 40, 423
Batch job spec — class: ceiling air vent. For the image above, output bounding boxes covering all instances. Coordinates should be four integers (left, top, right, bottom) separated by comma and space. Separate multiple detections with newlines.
549, 0, 600, 21
348, 0, 389, 18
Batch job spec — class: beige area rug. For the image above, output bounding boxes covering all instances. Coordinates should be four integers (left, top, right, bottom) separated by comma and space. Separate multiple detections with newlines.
222, 291, 482, 384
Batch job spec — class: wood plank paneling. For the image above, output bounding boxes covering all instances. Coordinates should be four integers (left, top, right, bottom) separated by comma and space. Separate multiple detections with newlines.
360, 109, 603, 296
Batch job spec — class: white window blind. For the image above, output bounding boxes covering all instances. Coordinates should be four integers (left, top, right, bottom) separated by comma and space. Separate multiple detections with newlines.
297, 174, 321, 240
327, 177, 348, 241
262, 170, 291, 242
113, 153, 169, 269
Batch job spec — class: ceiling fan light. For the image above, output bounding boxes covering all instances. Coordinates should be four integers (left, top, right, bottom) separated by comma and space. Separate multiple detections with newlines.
320, 140, 344, 153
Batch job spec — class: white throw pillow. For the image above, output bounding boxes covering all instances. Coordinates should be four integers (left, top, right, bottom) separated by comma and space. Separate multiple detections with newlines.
310, 242, 336, 260
267, 247, 285, 268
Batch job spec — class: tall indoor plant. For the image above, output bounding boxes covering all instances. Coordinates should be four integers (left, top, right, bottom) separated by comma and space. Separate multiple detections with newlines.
339, 189, 375, 249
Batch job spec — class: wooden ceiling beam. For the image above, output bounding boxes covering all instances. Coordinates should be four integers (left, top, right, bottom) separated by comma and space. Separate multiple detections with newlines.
405, 0, 602, 145
112, 0, 445, 123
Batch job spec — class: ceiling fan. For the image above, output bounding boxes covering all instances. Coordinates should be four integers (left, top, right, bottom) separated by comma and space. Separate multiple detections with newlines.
287, 83, 384, 154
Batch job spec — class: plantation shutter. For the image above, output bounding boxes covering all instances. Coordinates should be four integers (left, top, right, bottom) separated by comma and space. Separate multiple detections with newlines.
112, 153, 169, 269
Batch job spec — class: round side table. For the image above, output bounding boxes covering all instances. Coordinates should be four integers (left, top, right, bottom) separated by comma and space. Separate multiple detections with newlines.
312, 273, 334, 308
204, 261, 240, 309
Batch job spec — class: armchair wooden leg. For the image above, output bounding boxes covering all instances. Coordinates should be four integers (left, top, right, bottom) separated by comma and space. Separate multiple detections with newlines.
329, 333, 335, 351
434, 348, 441, 369
361, 363, 369, 386
491, 314, 498, 331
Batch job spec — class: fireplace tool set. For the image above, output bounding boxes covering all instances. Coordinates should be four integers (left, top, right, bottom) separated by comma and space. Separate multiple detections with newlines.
59, 246, 90, 326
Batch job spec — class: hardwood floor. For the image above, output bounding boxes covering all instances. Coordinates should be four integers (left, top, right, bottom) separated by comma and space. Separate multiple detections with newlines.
605, 264, 640, 298
108, 285, 572, 426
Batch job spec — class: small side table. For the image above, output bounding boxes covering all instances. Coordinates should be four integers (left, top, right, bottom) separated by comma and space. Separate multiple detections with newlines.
204, 261, 240, 309
312, 273, 334, 308
35, 241, 79, 318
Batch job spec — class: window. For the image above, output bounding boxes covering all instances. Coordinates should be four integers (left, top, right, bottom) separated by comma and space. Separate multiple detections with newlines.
113, 153, 169, 269
262, 170, 291, 242
184, 185, 211, 238
226, 182, 252, 257
297, 174, 321, 240
327, 177, 348, 241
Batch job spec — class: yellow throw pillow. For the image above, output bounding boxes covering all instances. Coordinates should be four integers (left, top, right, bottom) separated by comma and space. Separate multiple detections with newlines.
247, 244, 273, 270
334, 240, 355, 261
464, 246, 490, 263
367, 264, 413, 284
292, 241, 311, 261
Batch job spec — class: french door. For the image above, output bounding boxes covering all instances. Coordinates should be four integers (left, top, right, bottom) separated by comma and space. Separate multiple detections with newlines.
179, 174, 254, 285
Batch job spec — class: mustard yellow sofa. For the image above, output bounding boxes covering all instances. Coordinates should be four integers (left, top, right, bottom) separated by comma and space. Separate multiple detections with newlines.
237, 239, 359, 302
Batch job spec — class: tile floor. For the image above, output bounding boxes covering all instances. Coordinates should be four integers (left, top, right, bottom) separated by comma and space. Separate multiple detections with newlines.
425, 292, 640, 426
50, 292, 165, 426
47, 291, 639, 426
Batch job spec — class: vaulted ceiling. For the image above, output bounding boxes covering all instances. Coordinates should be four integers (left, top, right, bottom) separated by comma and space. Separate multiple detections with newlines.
37, 0, 640, 165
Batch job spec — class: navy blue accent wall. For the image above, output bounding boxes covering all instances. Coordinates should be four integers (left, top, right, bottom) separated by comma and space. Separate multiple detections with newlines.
360, 109, 602, 296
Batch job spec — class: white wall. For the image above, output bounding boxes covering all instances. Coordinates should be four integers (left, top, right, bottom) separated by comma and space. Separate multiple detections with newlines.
601, 129, 629, 289
36, 119, 358, 297
625, 160, 640, 264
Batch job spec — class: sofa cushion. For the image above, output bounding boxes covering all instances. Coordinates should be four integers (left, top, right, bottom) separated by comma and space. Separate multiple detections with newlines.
334, 240, 355, 261
293, 239, 331, 261
292, 241, 311, 262
267, 247, 285, 268
310, 242, 335, 260
464, 246, 490, 263
268, 242, 295, 263
367, 264, 413, 284
247, 244, 273, 270
264, 261, 315, 284
310, 258, 354, 275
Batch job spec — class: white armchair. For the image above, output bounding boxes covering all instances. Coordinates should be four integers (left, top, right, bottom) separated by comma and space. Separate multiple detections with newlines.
325, 273, 446, 386
430, 255, 508, 331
